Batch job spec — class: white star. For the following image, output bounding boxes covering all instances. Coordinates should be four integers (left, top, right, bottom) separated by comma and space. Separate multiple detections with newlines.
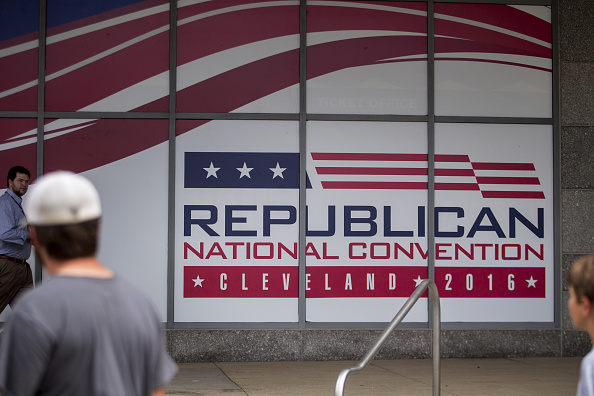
413, 276, 424, 287
193, 276, 204, 287
237, 162, 253, 179
270, 163, 287, 179
526, 276, 538, 288
203, 162, 220, 178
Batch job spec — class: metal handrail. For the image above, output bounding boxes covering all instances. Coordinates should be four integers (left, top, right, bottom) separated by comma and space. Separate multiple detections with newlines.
334, 279, 441, 396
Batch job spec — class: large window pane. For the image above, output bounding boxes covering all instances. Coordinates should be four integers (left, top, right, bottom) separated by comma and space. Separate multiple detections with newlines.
307, 1, 427, 115
44, 118, 169, 319
45, 0, 170, 112
435, 4, 552, 117
306, 121, 428, 322
177, 0, 299, 113
175, 120, 300, 322
0, 0, 39, 111
435, 123, 554, 322
0, 118, 37, 178
0, 118, 38, 321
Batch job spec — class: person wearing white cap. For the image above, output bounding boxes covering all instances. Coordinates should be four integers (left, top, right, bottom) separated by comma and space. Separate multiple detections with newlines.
0, 171, 177, 396
0, 166, 33, 315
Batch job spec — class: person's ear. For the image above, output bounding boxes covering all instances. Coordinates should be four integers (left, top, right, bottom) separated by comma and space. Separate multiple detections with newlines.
28, 225, 39, 247
29, 226, 50, 267
580, 295, 593, 317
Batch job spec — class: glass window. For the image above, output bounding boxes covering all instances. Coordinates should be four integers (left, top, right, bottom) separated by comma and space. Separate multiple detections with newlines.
175, 120, 300, 322
45, 0, 170, 112
435, 123, 553, 322
307, 1, 427, 115
435, 4, 552, 117
44, 118, 170, 319
0, 0, 39, 111
306, 121, 429, 322
177, 1, 299, 113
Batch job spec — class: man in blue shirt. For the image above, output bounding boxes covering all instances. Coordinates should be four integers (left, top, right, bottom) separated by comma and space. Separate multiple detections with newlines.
0, 166, 33, 315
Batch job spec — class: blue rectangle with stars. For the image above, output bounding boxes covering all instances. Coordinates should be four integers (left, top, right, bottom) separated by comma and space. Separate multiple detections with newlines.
185, 152, 303, 189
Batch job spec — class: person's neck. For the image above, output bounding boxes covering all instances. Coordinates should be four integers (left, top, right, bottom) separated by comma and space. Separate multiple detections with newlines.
6, 188, 21, 200
49, 257, 114, 278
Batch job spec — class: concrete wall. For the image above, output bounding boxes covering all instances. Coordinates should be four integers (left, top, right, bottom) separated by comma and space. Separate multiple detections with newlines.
162, 0, 594, 362
560, 0, 594, 357
167, 329, 563, 362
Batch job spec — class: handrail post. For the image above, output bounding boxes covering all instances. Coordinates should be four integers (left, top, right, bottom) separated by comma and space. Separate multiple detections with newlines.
429, 281, 441, 396
334, 280, 441, 396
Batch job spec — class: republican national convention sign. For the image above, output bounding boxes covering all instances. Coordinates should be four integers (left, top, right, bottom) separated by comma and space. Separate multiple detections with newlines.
169, 2, 553, 324
177, 122, 553, 324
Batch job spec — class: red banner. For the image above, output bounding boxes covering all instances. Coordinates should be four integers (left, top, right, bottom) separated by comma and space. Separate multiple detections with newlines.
184, 266, 545, 298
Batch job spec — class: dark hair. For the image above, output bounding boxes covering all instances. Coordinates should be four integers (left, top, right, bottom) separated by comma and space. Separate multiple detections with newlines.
568, 254, 594, 302
35, 219, 100, 261
7, 166, 31, 187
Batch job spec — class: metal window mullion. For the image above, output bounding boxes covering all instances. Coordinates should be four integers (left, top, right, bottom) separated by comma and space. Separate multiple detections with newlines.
434, 0, 551, 4
167, 0, 178, 329
427, 0, 436, 332
298, 0, 307, 329
551, 0, 561, 333
35, 0, 47, 285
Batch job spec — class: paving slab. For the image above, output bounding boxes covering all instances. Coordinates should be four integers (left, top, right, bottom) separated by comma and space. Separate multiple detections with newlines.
165, 363, 241, 395
165, 357, 582, 396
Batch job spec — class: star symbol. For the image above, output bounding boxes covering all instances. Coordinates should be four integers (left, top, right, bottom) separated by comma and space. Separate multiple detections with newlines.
413, 276, 424, 287
203, 162, 220, 178
193, 275, 204, 287
270, 163, 287, 179
237, 162, 253, 179
526, 276, 538, 288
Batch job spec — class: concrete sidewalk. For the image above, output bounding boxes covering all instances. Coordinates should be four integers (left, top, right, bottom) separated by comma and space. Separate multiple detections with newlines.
165, 357, 582, 395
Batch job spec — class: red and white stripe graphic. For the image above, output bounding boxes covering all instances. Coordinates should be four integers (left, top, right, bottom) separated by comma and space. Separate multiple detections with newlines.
311, 152, 545, 199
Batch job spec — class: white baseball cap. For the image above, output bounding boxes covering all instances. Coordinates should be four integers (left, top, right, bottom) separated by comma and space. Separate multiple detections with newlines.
25, 171, 102, 226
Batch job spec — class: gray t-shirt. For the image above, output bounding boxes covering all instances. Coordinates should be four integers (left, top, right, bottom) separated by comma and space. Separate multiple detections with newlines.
0, 275, 177, 396
579, 347, 594, 396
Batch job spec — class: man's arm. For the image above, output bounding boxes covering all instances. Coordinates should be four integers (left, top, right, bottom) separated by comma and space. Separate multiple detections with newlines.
0, 200, 27, 245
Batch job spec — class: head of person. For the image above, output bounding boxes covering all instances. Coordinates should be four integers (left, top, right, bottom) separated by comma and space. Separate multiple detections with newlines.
7, 165, 31, 197
568, 254, 594, 329
24, 171, 102, 264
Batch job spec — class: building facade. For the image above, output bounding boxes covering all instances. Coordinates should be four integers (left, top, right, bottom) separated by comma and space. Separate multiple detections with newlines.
1, 0, 593, 361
